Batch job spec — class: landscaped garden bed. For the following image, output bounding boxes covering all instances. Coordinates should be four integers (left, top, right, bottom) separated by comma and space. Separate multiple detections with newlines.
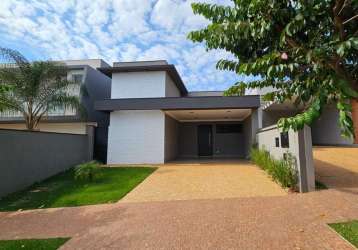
250, 147, 298, 191
0, 164, 156, 211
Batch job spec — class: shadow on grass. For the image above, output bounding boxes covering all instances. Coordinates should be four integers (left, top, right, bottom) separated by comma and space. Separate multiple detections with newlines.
0, 167, 156, 211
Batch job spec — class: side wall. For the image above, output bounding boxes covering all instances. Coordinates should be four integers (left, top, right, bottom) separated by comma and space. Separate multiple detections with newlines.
165, 74, 181, 97
0, 129, 92, 198
311, 105, 353, 145
262, 110, 297, 128
256, 125, 315, 192
164, 115, 179, 161
0, 122, 88, 134
243, 110, 259, 158
179, 123, 198, 158
107, 110, 165, 164
178, 122, 246, 158
83, 66, 112, 162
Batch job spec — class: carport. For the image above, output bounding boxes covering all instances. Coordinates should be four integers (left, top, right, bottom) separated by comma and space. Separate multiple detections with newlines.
164, 108, 257, 161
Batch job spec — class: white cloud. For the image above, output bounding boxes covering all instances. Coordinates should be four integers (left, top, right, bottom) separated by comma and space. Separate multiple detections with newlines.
0, 0, 243, 91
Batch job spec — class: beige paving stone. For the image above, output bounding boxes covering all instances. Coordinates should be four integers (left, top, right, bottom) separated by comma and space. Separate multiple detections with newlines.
119, 161, 286, 203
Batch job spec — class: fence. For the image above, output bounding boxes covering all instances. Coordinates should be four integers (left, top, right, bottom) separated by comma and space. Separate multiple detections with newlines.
256, 125, 315, 192
0, 128, 94, 198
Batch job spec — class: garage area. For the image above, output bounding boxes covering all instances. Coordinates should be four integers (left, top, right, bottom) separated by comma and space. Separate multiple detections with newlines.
164, 108, 258, 161
313, 146, 358, 193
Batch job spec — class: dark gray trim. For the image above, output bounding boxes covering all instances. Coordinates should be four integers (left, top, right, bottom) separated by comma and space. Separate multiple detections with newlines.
98, 65, 188, 95
298, 129, 308, 193
95, 95, 260, 111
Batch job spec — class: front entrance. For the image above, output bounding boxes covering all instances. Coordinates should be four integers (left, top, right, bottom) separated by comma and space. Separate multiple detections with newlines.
198, 125, 213, 157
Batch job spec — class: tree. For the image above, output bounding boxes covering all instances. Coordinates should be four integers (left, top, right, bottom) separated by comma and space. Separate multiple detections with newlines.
0, 47, 85, 130
188, 0, 358, 138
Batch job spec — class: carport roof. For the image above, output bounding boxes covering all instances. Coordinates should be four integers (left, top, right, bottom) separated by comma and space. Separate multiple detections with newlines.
95, 95, 261, 111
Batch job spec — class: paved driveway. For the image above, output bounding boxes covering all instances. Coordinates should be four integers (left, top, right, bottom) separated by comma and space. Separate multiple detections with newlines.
314, 146, 358, 193
120, 160, 286, 203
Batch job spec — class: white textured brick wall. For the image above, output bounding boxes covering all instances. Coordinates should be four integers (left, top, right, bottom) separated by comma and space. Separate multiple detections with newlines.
107, 110, 165, 164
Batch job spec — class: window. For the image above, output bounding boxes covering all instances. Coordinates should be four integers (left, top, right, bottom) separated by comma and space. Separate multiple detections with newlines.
275, 137, 280, 147
216, 124, 243, 134
280, 132, 289, 148
72, 74, 83, 84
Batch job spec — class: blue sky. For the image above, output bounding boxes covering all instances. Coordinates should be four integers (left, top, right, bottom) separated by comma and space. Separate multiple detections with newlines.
0, 0, 256, 91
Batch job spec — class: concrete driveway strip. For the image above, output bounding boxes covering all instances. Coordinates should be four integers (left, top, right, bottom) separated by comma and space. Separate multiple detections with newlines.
120, 161, 286, 203
0, 189, 357, 250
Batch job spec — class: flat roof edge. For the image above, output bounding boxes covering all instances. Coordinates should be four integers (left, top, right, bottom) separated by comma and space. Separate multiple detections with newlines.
95, 96, 260, 111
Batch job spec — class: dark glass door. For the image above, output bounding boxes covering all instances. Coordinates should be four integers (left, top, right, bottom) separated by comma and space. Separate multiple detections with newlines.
198, 125, 213, 156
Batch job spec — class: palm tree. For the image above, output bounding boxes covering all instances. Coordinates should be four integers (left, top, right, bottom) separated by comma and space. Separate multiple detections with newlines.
0, 47, 85, 130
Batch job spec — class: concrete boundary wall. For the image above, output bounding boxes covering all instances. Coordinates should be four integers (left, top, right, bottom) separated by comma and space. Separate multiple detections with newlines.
0, 128, 94, 198
256, 125, 315, 192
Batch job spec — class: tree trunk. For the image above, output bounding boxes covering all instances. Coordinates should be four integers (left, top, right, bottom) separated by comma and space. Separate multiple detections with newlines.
24, 114, 35, 131
351, 99, 358, 144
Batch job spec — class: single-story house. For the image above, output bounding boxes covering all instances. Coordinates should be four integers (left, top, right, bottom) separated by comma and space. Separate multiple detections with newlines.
95, 60, 357, 164
1, 59, 356, 165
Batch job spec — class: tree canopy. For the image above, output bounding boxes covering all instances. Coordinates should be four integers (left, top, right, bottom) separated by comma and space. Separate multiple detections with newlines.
188, 0, 358, 138
0, 48, 85, 130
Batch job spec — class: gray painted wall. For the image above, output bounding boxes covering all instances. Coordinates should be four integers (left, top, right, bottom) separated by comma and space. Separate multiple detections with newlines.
179, 123, 198, 158
82, 66, 111, 162
0, 129, 93, 198
164, 115, 179, 161
242, 111, 260, 158
178, 122, 246, 158
262, 110, 297, 127
243, 115, 253, 158
311, 105, 353, 145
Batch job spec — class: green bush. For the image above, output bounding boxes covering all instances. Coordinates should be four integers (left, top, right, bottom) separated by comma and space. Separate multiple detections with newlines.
74, 161, 102, 181
250, 147, 298, 190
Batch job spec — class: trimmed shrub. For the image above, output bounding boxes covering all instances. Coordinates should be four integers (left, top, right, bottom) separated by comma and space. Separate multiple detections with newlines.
74, 161, 102, 181
250, 147, 298, 190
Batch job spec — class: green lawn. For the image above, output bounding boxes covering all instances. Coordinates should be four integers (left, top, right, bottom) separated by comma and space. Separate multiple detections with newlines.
0, 238, 69, 250
0, 167, 156, 211
329, 220, 358, 247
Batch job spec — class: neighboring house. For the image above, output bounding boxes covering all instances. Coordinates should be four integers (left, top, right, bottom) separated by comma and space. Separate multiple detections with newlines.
0, 59, 112, 162
96, 60, 357, 164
